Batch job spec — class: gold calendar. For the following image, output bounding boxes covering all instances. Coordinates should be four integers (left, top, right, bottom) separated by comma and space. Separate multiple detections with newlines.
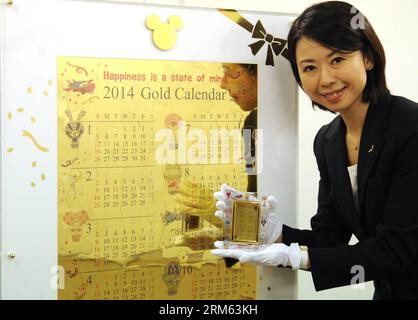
57, 57, 257, 300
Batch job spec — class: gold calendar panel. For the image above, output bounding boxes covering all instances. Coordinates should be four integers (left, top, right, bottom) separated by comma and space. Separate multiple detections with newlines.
58, 57, 256, 299
59, 256, 256, 300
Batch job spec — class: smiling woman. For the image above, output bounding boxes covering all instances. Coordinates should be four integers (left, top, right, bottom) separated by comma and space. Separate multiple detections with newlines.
211, 1, 418, 300
287, 1, 387, 114
296, 42, 371, 113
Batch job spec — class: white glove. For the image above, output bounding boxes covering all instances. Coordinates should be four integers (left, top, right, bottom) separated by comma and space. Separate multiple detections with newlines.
211, 241, 302, 270
214, 184, 283, 245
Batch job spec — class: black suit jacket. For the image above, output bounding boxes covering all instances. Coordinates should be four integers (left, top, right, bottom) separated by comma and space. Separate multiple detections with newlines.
283, 92, 418, 299
243, 109, 257, 192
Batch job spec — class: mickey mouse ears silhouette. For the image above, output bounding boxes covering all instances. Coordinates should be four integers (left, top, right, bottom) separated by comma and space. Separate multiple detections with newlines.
146, 15, 183, 50
146, 15, 183, 30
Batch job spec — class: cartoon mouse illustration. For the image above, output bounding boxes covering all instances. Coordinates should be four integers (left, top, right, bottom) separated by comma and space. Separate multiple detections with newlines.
146, 15, 183, 50
64, 110, 86, 148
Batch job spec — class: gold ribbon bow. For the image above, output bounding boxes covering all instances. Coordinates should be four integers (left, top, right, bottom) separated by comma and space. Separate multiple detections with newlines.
218, 9, 289, 67
249, 20, 287, 66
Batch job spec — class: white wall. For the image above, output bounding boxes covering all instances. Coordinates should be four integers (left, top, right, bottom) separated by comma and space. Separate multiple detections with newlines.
155, 0, 418, 300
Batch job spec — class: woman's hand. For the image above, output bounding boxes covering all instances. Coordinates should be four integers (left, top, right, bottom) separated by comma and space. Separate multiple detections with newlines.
211, 241, 302, 269
168, 178, 222, 251
214, 183, 283, 245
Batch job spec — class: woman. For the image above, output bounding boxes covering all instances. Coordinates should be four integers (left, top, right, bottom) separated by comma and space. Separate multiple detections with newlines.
168, 63, 258, 253
211, 1, 418, 299
220, 63, 258, 192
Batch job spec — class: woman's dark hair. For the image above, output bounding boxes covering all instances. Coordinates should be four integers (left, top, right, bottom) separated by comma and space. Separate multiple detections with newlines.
240, 64, 257, 76
287, 1, 389, 112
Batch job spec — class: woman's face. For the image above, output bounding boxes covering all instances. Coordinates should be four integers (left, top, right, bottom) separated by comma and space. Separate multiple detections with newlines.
221, 63, 257, 112
296, 37, 373, 114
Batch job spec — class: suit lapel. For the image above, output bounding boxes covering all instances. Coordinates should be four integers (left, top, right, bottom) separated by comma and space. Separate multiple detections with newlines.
324, 118, 367, 238
357, 93, 391, 217
322, 92, 391, 239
